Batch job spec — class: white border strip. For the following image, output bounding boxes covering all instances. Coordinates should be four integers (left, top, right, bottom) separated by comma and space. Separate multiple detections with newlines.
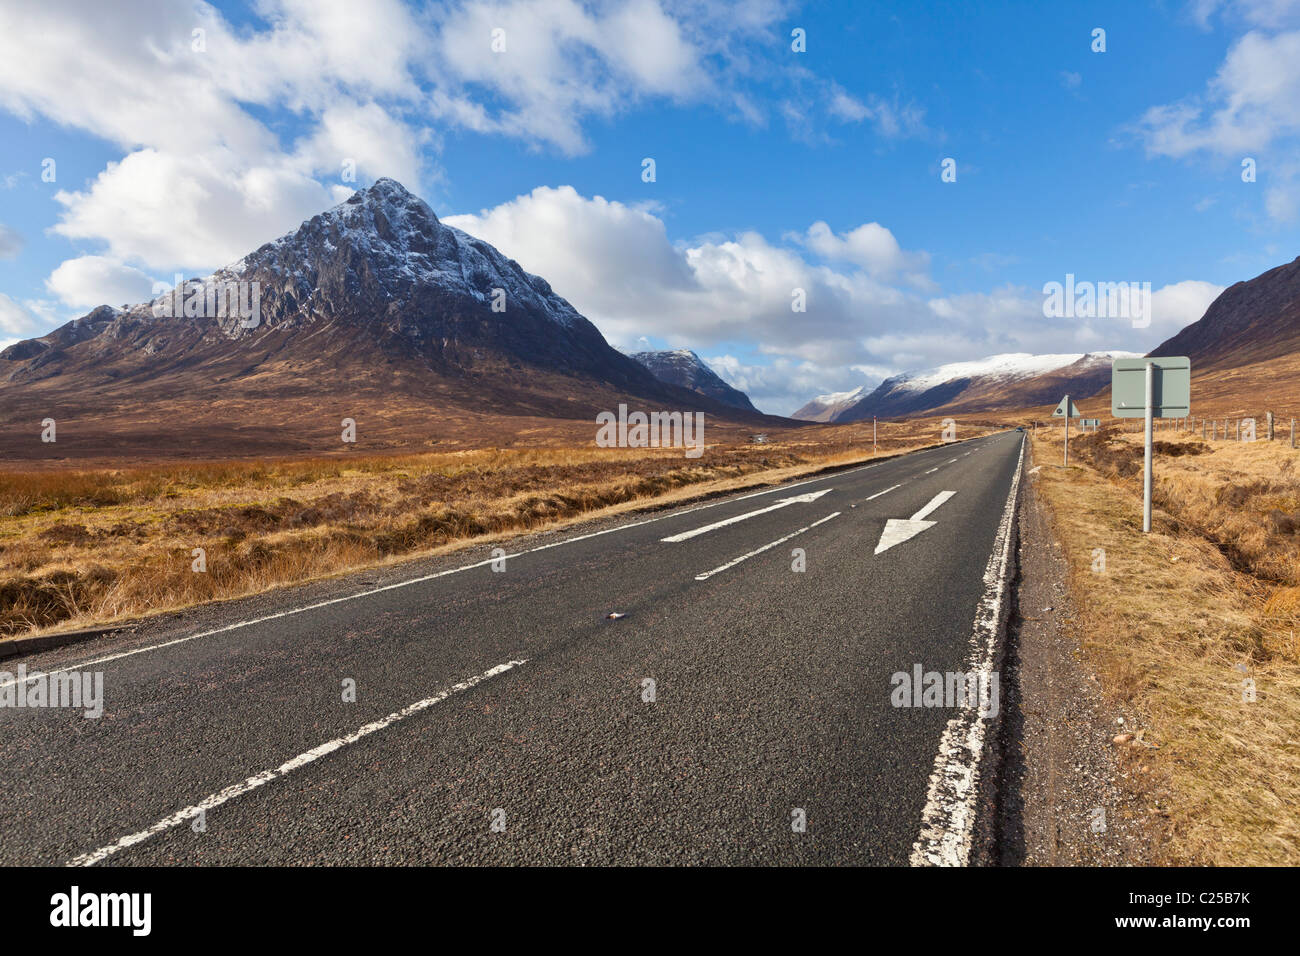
694, 512, 841, 581
909, 436, 1024, 867
66, 659, 526, 866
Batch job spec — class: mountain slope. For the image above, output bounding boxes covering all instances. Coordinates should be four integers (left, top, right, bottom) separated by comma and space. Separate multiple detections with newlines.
629, 349, 758, 413
1149, 256, 1300, 370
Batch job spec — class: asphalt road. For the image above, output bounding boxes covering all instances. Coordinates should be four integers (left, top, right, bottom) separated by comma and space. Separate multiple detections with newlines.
1, 431, 1025, 866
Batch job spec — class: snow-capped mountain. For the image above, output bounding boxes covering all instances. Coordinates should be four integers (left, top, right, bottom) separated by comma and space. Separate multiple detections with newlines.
795, 351, 1140, 422
628, 349, 758, 413
791, 385, 867, 422
3, 179, 653, 389
0, 179, 776, 459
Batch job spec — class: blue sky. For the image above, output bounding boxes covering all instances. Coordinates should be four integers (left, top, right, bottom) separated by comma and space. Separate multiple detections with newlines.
2, 0, 1298, 413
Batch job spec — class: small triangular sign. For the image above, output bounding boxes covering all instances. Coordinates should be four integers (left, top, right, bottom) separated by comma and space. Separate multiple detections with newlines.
1052, 397, 1080, 418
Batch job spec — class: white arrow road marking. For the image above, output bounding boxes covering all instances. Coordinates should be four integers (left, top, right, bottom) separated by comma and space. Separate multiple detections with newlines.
661, 488, 833, 543
874, 491, 956, 555
65, 659, 527, 866
695, 512, 840, 581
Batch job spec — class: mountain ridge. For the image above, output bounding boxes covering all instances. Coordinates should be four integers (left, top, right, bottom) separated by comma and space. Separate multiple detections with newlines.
628, 349, 759, 413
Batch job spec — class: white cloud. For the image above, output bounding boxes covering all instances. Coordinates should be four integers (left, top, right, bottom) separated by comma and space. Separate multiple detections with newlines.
1135, 31, 1300, 157
45, 256, 158, 310
1190, 0, 1300, 29
1133, 27, 1300, 221
1146, 279, 1224, 343
826, 84, 928, 139
797, 220, 932, 287
703, 354, 884, 417
0, 292, 41, 337
448, 185, 1217, 414
428, 0, 715, 154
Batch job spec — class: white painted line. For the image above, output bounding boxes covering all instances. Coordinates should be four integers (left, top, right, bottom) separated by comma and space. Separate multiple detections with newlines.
864, 483, 901, 501
910, 436, 1024, 867
947, 458, 957, 464
924, 467, 938, 474
694, 512, 841, 581
66, 659, 527, 866
661, 488, 833, 543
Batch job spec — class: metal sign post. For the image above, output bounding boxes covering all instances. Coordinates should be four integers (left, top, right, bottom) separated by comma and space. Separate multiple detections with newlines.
1051, 395, 1080, 466
1143, 363, 1154, 532
1112, 356, 1191, 534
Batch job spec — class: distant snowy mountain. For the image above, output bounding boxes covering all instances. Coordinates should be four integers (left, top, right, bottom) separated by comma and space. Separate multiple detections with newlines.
792, 385, 867, 422
795, 351, 1140, 422
628, 349, 759, 413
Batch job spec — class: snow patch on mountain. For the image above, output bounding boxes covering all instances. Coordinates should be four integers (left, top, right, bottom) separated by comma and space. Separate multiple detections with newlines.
888, 351, 1138, 393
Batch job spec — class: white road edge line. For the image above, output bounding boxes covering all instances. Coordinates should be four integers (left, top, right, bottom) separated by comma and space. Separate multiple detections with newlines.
909, 436, 1024, 867
694, 512, 841, 581
66, 659, 527, 867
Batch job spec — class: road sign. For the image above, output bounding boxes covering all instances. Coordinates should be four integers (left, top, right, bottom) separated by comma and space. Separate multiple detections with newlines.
1111, 356, 1190, 418
1081, 418, 1100, 428
1052, 397, 1081, 418
1111, 357, 1192, 533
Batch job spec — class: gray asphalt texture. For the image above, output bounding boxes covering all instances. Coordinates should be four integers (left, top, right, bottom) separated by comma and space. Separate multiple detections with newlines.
1, 431, 1025, 865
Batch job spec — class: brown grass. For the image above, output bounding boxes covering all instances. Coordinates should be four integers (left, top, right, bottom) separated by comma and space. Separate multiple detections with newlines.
1030, 422, 1300, 865
0, 421, 981, 639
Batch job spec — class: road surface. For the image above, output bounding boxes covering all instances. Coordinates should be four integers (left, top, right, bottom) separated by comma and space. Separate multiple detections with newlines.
1, 431, 1025, 865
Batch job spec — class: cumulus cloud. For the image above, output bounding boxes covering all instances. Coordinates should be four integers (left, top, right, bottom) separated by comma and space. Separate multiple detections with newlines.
0, 292, 41, 338
703, 354, 886, 417
0, 0, 917, 285
449, 185, 1217, 414
1133, 24, 1300, 221
1190, 0, 1300, 29
797, 220, 932, 287
45, 256, 159, 310
429, 0, 713, 153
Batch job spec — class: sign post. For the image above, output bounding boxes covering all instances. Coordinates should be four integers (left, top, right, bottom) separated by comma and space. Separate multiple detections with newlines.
1112, 357, 1191, 533
1051, 395, 1081, 466
1143, 363, 1153, 532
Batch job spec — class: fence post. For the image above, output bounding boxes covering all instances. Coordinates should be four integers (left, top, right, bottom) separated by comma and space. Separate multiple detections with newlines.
1268, 411, 1274, 441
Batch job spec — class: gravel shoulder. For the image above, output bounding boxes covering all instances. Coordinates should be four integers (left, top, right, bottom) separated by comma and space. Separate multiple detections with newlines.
987, 443, 1153, 865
